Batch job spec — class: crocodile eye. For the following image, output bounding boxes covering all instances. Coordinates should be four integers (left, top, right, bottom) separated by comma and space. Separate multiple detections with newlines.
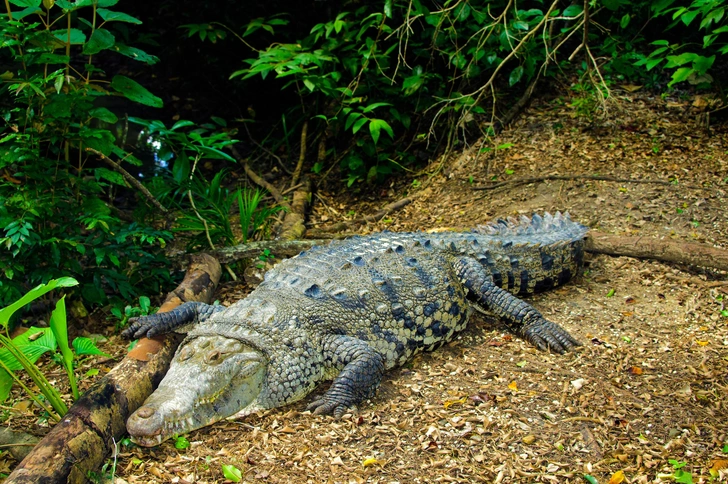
205, 350, 222, 365
178, 346, 194, 361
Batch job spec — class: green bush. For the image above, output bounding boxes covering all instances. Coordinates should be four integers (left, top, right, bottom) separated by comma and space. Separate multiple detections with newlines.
0, 1, 172, 307
229, 1, 620, 183
637, 0, 727, 87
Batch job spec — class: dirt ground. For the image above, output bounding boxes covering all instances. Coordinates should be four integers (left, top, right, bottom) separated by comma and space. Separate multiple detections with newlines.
5, 90, 728, 483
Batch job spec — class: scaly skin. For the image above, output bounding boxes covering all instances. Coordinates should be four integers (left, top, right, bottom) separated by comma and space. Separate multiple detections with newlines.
123, 212, 587, 446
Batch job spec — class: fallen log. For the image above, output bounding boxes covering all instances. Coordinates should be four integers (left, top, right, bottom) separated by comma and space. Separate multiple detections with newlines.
210, 238, 328, 265
586, 231, 728, 272
6, 253, 221, 484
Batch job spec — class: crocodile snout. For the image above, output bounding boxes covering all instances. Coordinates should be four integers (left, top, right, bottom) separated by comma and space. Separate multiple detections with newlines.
127, 405, 165, 445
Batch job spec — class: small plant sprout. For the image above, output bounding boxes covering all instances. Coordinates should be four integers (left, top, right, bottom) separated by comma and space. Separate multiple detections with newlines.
222, 464, 243, 482
175, 435, 191, 450
657, 460, 694, 484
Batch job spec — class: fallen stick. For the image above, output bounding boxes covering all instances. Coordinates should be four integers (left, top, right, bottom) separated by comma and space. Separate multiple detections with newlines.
473, 174, 714, 191
7, 254, 221, 484
586, 231, 728, 272
230, 145, 290, 210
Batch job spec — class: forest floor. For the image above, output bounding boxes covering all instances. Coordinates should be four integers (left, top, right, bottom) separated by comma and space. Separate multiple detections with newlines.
5, 90, 728, 483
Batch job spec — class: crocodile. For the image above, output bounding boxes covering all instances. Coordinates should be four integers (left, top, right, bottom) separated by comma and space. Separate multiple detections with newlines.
123, 212, 587, 446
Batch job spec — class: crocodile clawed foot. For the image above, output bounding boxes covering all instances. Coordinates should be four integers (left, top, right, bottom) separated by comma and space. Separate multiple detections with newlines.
122, 316, 161, 340
307, 397, 354, 418
522, 319, 581, 354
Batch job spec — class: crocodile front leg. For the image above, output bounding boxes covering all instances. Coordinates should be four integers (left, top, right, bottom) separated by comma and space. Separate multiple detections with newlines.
455, 257, 581, 353
122, 302, 224, 339
307, 335, 385, 418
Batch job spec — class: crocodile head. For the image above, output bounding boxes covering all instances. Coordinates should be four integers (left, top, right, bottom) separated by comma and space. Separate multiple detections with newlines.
127, 335, 266, 446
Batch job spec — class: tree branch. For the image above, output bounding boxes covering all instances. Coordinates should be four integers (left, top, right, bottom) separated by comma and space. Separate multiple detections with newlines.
85, 147, 169, 216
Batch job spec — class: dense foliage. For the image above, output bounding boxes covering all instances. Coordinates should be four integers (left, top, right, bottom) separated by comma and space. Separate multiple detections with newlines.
1, 0, 725, 312
0, 1, 177, 308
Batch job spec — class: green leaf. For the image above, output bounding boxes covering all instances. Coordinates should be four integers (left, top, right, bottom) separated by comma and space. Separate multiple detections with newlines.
669, 67, 693, 86
83, 28, 115, 55
111, 75, 163, 108
222, 464, 242, 482
665, 53, 698, 67
351, 117, 369, 134
362, 102, 392, 113
679, 9, 700, 26
52, 28, 86, 45
562, 4, 583, 17
370, 121, 381, 144
11, 4, 41, 18
0, 369, 13, 403
94, 167, 126, 186
509, 66, 524, 86
72, 337, 110, 357
88, 107, 118, 124
50, 297, 73, 374
0, 327, 57, 370
112, 43, 159, 65
620, 13, 630, 28
0, 279, 78, 329
369, 118, 394, 145
583, 475, 599, 484
172, 153, 190, 183
171, 120, 195, 131
96, 8, 142, 24
693, 55, 715, 74
345, 112, 363, 130
175, 436, 191, 449
303, 78, 316, 92
80, 127, 115, 155
8, 0, 41, 7
32, 53, 70, 65
674, 469, 694, 484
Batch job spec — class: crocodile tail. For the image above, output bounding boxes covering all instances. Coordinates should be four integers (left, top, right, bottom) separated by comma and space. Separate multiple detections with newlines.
473, 212, 588, 245
471, 212, 588, 294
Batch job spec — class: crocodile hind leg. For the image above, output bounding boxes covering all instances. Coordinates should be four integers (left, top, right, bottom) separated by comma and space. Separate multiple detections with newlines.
122, 302, 224, 339
455, 257, 581, 353
307, 335, 385, 418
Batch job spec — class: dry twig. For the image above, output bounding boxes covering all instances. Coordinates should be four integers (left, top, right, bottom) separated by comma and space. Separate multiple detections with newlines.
290, 121, 308, 188
85, 147, 169, 216
473, 174, 712, 191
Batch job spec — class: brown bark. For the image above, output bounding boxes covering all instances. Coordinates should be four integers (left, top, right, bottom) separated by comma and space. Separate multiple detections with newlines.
278, 177, 311, 240
586, 231, 728, 272
7, 254, 222, 484
290, 121, 308, 189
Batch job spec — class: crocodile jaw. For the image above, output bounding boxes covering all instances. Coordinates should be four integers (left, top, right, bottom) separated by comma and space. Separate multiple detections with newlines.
127, 335, 266, 447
